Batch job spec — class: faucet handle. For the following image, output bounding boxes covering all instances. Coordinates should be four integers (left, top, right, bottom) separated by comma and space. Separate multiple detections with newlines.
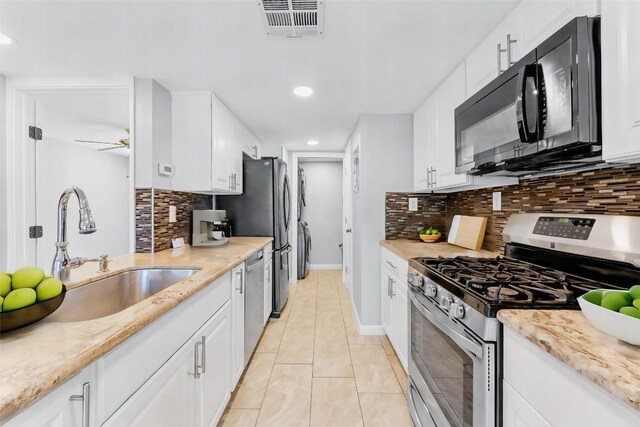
97, 255, 109, 273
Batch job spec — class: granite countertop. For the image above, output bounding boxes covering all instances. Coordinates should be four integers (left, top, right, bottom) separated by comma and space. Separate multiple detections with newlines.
380, 239, 499, 260
498, 310, 640, 412
0, 237, 273, 421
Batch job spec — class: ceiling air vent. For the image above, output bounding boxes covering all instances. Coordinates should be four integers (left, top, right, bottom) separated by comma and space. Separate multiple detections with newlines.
258, 0, 324, 38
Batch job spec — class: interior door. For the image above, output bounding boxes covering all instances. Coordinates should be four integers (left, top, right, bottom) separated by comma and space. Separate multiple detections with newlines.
342, 143, 353, 292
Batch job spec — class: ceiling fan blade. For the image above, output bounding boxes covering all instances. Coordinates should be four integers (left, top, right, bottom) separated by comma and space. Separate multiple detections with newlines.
74, 139, 121, 145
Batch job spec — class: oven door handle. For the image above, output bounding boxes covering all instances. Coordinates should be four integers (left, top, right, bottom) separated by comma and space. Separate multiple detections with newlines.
410, 291, 483, 359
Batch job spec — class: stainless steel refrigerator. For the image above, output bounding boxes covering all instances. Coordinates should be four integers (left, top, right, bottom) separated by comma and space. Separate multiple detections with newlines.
217, 157, 291, 317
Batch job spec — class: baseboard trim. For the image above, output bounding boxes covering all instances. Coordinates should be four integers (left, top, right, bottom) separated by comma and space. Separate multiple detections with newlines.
309, 264, 343, 269
349, 291, 385, 336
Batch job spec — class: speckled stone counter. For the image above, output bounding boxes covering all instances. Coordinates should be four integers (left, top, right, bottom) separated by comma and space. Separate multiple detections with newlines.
0, 237, 272, 421
498, 309, 640, 412
380, 239, 498, 260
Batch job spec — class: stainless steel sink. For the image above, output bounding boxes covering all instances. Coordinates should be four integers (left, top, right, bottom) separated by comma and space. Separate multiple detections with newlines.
43, 267, 201, 323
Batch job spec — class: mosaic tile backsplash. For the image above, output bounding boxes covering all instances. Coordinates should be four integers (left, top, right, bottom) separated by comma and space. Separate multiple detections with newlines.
135, 188, 213, 253
386, 164, 640, 253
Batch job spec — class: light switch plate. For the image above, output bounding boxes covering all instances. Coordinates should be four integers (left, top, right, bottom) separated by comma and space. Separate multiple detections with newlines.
408, 197, 418, 212
492, 192, 502, 211
169, 205, 177, 223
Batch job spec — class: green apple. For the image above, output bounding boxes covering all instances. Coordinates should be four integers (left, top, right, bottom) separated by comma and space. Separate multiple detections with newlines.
601, 291, 633, 312
629, 285, 640, 300
11, 267, 45, 289
0, 274, 11, 297
2, 288, 37, 311
36, 278, 63, 302
620, 306, 640, 319
634, 299, 640, 310
0, 295, 3, 312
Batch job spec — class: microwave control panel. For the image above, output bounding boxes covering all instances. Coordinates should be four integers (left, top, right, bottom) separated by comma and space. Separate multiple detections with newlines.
533, 217, 595, 240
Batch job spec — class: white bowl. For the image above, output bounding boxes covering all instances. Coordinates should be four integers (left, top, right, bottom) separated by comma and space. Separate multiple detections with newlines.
578, 290, 640, 346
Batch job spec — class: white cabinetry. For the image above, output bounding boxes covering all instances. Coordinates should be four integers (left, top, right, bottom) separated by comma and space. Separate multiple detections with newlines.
502, 326, 640, 427
195, 303, 232, 427
602, 0, 640, 163
230, 262, 246, 389
3, 367, 97, 427
264, 244, 273, 325
413, 64, 516, 193
380, 247, 409, 371
172, 92, 261, 194
465, 0, 599, 99
102, 336, 197, 427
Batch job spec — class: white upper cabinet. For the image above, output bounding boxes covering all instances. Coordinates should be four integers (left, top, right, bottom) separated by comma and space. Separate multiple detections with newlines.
172, 92, 261, 194
602, 0, 640, 163
433, 63, 468, 190
465, 0, 599, 100
413, 63, 517, 193
518, 0, 600, 54
465, 12, 522, 99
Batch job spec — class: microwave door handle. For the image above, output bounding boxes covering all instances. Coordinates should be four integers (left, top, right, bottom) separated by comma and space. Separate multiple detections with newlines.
515, 63, 539, 143
409, 291, 483, 359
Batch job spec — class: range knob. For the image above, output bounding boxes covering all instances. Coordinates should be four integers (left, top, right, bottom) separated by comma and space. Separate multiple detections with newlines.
408, 274, 424, 288
425, 283, 438, 298
439, 296, 453, 311
449, 302, 465, 319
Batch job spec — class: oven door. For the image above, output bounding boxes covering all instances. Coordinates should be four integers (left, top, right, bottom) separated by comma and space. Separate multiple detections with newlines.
408, 289, 496, 427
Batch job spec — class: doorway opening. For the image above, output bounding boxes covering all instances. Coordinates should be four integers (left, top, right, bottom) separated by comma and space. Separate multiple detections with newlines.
288, 152, 344, 284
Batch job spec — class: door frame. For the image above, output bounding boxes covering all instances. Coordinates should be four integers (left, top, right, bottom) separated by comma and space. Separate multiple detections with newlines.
2, 76, 135, 271
288, 151, 344, 283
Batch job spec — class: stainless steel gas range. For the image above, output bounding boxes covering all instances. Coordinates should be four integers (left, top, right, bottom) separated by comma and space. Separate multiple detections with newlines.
407, 213, 640, 427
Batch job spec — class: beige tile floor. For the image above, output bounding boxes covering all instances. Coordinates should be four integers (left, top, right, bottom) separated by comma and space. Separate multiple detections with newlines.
219, 269, 414, 427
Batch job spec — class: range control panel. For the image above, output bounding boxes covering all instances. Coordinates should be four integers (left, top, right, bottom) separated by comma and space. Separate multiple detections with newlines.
533, 217, 596, 240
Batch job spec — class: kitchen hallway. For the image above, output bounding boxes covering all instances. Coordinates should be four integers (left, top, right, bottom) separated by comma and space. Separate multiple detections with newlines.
220, 270, 413, 427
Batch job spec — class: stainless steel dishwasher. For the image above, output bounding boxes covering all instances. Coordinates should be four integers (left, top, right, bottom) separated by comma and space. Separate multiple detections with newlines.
244, 249, 265, 365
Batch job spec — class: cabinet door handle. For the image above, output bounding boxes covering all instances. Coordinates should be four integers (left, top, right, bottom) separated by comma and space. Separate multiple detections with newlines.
236, 270, 244, 294
497, 43, 506, 74
200, 335, 206, 374
390, 278, 395, 299
432, 168, 437, 187
69, 382, 90, 427
506, 33, 517, 66
385, 260, 397, 270
194, 340, 201, 378
426, 168, 431, 188
387, 276, 392, 298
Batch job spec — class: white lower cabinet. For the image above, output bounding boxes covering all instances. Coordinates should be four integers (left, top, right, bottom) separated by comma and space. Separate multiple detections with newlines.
380, 247, 409, 371
195, 303, 232, 427
230, 263, 246, 389
503, 380, 550, 427
3, 366, 97, 427
102, 335, 197, 427
503, 326, 640, 427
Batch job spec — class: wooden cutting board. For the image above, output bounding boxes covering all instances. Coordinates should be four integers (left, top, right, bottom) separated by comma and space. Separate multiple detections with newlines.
447, 215, 488, 251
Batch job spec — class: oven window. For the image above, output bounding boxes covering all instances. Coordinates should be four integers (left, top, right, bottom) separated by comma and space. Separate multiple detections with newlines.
411, 299, 473, 427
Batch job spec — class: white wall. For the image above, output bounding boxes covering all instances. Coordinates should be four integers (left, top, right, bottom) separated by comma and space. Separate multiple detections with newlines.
35, 139, 130, 270
134, 78, 172, 190
350, 114, 413, 329
299, 161, 343, 267
0, 75, 7, 271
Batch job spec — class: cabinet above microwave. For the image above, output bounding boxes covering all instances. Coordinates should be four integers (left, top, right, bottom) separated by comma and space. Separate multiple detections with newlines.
455, 17, 601, 177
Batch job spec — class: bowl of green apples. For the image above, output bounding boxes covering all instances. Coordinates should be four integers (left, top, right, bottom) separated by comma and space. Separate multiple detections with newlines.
578, 285, 640, 346
0, 267, 66, 332
419, 227, 441, 243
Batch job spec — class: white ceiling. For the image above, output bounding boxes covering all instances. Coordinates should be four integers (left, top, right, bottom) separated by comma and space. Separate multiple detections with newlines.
0, 0, 520, 152
33, 90, 130, 156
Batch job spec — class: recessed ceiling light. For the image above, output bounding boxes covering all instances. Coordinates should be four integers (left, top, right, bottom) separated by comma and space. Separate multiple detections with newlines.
307, 140, 319, 146
293, 86, 314, 97
0, 32, 16, 45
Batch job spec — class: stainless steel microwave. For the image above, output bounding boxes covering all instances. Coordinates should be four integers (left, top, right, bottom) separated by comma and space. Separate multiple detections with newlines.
455, 17, 601, 176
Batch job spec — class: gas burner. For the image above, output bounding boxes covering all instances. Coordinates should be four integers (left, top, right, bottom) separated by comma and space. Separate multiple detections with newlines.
413, 255, 611, 308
